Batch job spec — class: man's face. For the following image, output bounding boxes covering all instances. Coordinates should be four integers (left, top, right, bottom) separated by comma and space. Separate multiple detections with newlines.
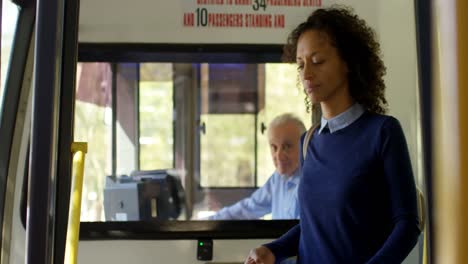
268, 122, 302, 177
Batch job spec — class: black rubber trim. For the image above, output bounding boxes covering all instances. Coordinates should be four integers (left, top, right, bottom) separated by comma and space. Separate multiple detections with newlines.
78, 43, 283, 63
12, 0, 33, 7
80, 220, 298, 240
414, 0, 433, 263
27, 0, 62, 261
53, 0, 80, 262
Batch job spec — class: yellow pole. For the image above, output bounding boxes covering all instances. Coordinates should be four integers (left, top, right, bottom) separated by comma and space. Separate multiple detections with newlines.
416, 189, 427, 264
65, 142, 88, 264
456, 0, 468, 262
433, 0, 468, 263
423, 226, 427, 264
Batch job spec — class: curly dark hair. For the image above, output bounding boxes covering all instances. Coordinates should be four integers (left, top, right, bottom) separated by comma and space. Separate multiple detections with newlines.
283, 6, 388, 114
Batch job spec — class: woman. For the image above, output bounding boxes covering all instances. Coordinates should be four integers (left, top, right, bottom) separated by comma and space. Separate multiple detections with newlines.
244, 6, 421, 264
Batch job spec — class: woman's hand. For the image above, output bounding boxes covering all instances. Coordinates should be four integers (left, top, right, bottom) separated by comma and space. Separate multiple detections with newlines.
244, 246, 276, 264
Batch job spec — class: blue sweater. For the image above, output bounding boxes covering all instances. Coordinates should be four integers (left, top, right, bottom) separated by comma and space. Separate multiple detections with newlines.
265, 112, 421, 263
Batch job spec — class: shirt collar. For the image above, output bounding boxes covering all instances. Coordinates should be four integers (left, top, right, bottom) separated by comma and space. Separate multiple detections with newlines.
319, 103, 365, 134
284, 168, 301, 186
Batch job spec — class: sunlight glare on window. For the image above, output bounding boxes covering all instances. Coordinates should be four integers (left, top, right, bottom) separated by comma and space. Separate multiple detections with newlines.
1, 1, 19, 109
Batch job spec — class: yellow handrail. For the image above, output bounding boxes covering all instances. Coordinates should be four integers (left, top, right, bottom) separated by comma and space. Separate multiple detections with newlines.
65, 142, 88, 264
417, 189, 427, 264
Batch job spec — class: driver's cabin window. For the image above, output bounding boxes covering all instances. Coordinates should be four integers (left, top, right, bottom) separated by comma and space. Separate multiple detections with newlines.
74, 62, 310, 222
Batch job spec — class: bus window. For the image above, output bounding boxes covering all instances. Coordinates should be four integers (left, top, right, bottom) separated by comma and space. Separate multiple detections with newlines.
74, 59, 310, 222
139, 63, 174, 171
199, 64, 258, 188
198, 63, 310, 188
74, 62, 113, 221
258, 63, 310, 186
195, 63, 310, 219
1, 1, 19, 109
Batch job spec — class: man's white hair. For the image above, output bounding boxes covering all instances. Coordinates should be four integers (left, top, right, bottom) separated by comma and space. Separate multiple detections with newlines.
268, 113, 306, 133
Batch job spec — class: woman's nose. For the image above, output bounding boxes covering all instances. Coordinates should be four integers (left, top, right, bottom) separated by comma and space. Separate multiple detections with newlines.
302, 63, 314, 80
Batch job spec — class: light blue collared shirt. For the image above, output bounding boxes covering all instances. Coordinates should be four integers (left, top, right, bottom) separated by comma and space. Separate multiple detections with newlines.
208, 169, 301, 220
319, 103, 365, 134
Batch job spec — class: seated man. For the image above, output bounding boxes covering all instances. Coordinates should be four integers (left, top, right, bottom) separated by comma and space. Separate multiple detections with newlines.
208, 113, 306, 220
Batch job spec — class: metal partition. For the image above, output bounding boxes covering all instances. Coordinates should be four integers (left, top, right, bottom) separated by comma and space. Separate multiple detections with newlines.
414, 0, 433, 262
0, 1, 35, 261
27, 0, 64, 261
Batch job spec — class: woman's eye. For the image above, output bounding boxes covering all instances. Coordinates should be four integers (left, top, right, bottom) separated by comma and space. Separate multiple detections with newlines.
297, 64, 304, 71
312, 57, 324, 64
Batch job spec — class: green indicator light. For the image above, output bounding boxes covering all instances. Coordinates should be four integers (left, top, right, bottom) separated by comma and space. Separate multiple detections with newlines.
200, 242, 204, 246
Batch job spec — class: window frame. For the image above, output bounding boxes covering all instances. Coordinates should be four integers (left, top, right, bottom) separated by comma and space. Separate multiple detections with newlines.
76, 43, 301, 240
1, 0, 35, 245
